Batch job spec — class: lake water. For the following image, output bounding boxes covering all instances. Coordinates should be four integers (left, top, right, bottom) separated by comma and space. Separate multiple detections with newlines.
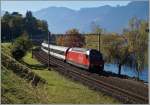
104, 64, 148, 82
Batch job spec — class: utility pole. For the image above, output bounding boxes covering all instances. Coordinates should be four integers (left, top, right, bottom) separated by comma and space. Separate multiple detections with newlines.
98, 32, 101, 52
48, 31, 51, 70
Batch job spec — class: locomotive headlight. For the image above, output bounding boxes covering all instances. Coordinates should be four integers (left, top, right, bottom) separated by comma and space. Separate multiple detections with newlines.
86, 50, 90, 55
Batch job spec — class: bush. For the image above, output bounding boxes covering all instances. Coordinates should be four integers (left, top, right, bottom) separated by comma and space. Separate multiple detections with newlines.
11, 32, 32, 60
11, 46, 26, 60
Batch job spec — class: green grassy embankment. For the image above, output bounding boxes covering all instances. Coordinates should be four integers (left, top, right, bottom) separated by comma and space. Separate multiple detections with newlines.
1, 65, 49, 104
1, 43, 12, 56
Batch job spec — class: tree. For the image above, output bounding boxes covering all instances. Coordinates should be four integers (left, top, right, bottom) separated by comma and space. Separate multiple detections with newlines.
100, 33, 123, 61
107, 40, 130, 75
11, 46, 26, 60
2, 12, 12, 42
65, 29, 85, 47
1, 11, 49, 43
11, 32, 32, 60
124, 17, 148, 79
9, 12, 24, 41
24, 11, 37, 36
2, 12, 24, 42
37, 20, 49, 39
1, 20, 11, 42
2, 11, 12, 22
56, 35, 65, 46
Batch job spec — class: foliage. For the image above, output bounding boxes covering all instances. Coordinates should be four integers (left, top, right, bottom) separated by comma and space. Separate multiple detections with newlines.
11, 33, 32, 60
85, 33, 125, 61
124, 17, 148, 79
24, 11, 37, 35
56, 35, 65, 46
1, 20, 11, 42
86, 17, 148, 78
106, 39, 130, 75
56, 29, 85, 47
1, 11, 48, 42
11, 47, 26, 61
65, 28, 85, 47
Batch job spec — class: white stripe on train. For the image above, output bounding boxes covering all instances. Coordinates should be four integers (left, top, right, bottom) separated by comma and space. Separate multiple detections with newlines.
42, 43, 89, 55
42, 43, 68, 52
41, 48, 65, 60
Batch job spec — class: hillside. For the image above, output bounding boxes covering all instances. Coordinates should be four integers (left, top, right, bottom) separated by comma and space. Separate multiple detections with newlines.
1, 66, 48, 104
33, 1, 149, 33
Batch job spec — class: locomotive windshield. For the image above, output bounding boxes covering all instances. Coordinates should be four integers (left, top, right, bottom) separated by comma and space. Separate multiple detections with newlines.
89, 50, 103, 61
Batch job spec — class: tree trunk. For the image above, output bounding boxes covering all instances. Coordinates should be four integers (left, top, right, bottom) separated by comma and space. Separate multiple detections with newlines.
118, 64, 122, 75
137, 71, 140, 80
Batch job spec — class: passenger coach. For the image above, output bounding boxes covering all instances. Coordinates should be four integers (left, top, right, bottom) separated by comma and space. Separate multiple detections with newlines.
41, 43, 69, 60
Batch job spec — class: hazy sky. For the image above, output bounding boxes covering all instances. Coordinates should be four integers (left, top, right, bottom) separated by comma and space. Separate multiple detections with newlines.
1, 1, 131, 14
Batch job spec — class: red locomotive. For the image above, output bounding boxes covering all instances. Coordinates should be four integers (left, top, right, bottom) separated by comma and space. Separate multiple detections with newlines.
41, 42, 104, 72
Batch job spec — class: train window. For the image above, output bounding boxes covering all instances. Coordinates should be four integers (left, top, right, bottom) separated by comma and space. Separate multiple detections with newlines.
50, 48, 64, 55
42, 46, 49, 51
42, 46, 65, 55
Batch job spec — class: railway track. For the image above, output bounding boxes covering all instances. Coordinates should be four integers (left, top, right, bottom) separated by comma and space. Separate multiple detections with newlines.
33, 49, 148, 104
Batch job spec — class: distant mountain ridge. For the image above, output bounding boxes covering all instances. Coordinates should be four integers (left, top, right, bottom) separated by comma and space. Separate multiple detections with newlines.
29, 1, 149, 33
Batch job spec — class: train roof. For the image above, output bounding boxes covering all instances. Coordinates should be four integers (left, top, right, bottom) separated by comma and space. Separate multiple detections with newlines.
42, 43, 69, 52
42, 42, 101, 54
71, 47, 90, 52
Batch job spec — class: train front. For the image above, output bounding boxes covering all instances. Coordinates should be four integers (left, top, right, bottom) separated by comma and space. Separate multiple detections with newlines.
88, 49, 104, 72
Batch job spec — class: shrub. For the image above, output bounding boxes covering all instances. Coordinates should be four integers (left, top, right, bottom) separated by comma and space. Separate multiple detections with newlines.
11, 32, 32, 60
11, 46, 26, 60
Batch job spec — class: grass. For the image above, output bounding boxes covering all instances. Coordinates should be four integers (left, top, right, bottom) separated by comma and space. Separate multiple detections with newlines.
1, 43, 12, 56
1, 65, 49, 104
22, 52, 121, 104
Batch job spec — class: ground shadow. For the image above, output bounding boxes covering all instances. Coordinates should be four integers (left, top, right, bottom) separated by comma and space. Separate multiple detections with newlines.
100, 70, 128, 78
98, 70, 144, 82
21, 61, 47, 70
